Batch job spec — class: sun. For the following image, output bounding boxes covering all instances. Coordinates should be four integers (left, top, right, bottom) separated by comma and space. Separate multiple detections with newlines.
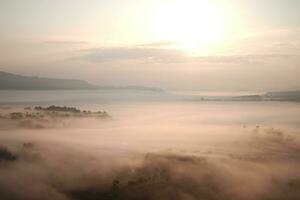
152, 0, 225, 54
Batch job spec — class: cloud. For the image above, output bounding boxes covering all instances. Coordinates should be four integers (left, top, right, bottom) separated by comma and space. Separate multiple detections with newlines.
78, 46, 300, 65
46, 40, 88, 45
81, 47, 186, 63
272, 42, 300, 51
195, 54, 300, 65
137, 41, 177, 48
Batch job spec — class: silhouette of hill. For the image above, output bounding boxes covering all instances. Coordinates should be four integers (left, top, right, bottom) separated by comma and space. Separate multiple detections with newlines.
0, 71, 163, 92
0, 71, 97, 90
263, 90, 300, 101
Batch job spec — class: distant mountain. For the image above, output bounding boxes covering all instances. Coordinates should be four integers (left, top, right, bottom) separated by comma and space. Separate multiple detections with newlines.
0, 71, 164, 92
177, 90, 300, 102
263, 90, 300, 101
227, 91, 300, 101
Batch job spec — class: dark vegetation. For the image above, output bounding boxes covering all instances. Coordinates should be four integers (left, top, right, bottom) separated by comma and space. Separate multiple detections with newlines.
0, 106, 108, 121
0, 145, 17, 161
35, 105, 81, 113
0, 105, 109, 129
9, 112, 25, 120
34, 105, 109, 117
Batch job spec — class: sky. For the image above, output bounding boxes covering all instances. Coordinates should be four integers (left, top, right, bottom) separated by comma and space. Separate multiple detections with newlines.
0, 0, 300, 91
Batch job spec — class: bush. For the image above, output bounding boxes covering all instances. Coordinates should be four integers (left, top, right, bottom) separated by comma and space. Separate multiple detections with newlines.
0, 145, 17, 161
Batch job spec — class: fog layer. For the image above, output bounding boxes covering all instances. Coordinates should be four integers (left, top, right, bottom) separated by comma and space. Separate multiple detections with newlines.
1, 102, 300, 200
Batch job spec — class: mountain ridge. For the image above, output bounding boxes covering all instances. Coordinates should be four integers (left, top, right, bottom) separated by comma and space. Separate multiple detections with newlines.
0, 71, 164, 92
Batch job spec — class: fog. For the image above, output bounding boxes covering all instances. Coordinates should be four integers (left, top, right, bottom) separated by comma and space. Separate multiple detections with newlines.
1, 100, 300, 200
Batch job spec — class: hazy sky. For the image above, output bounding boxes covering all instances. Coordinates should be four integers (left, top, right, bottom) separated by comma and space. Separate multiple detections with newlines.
0, 0, 300, 91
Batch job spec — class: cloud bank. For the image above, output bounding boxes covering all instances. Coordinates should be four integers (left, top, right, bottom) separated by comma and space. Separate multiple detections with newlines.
79, 47, 300, 65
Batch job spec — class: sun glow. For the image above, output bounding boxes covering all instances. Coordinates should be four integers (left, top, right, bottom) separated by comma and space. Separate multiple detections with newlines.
152, 0, 225, 54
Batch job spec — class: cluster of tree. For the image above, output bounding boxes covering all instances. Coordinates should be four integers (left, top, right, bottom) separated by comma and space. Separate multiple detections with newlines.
34, 106, 81, 113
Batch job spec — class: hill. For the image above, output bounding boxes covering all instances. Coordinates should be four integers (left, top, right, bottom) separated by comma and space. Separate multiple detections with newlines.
0, 71, 163, 92
0, 71, 97, 90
